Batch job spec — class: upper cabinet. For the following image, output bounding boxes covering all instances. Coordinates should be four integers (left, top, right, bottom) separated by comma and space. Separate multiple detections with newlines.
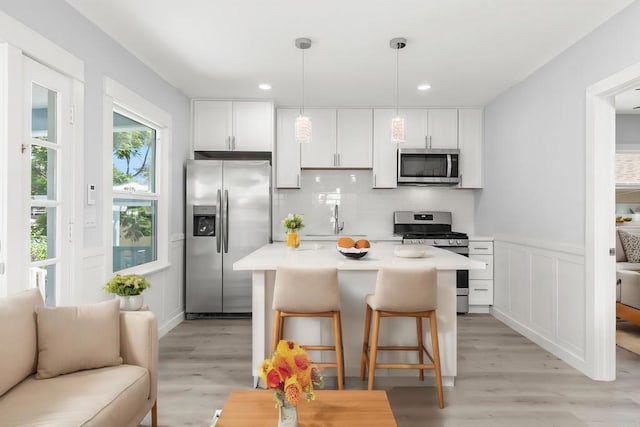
387, 109, 457, 149
458, 108, 483, 188
372, 109, 400, 188
427, 109, 458, 149
336, 109, 373, 168
297, 108, 373, 169
299, 109, 337, 168
192, 100, 273, 152
275, 109, 302, 188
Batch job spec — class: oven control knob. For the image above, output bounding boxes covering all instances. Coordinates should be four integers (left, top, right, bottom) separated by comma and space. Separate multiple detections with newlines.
456, 240, 461, 245
433, 240, 439, 245
449, 239, 454, 244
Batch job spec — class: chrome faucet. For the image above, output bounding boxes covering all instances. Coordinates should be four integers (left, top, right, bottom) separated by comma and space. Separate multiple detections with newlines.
333, 204, 344, 235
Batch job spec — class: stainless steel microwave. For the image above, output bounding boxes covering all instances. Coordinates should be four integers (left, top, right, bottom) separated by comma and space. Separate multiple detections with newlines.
397, 148, 460, 185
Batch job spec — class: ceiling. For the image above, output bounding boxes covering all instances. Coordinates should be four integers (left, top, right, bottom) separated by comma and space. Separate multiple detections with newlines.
616, 88, 640, 114
65, 0, 635, 107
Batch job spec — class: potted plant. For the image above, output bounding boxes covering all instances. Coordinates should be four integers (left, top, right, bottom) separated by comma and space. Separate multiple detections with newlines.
282, 213, 304, 249
104, 274, 150, 311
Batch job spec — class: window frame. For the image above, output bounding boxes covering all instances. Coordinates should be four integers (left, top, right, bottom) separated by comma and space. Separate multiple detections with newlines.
103, 78, 171, 276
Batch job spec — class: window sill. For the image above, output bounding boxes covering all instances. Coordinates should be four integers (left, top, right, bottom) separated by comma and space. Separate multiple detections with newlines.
115, 261, 171, 277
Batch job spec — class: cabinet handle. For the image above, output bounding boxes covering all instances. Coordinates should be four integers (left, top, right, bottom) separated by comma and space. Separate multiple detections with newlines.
474, 288, 489, 292
297, 174, 300, 187
429, 135, 433, 149
232, 136, 236, 150
374, 174, 377, 187
337, 153, 341, 166
333, 153, 337, 167
227, 136, 231, 150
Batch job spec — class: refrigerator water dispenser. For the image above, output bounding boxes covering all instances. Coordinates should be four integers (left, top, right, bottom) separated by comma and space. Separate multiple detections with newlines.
193, 205, 216, 237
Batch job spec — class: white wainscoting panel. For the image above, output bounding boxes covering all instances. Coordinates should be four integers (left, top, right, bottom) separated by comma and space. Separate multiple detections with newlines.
80, 248, 107, 304
80, 235, 184, 338
531, 254, 555, 335
491, 237, 587, 374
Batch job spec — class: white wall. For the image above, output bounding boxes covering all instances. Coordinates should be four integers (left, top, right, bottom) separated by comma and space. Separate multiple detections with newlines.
0, 0, 190, 335
476, 1, 640, 376
274, 170, 475, 241
616, 114, 640, 146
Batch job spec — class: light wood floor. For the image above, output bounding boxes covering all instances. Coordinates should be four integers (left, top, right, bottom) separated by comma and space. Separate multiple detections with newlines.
150, 315, 640, 427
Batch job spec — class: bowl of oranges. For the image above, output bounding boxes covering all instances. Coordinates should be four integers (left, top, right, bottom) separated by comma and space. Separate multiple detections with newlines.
336, 237, 370, 259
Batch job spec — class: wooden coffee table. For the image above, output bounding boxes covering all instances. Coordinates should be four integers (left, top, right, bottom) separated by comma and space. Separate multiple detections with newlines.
216, 390, 397, 426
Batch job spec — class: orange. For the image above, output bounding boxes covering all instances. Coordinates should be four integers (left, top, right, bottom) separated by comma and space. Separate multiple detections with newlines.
355, 239, 370, 249
337, 237, 356, 248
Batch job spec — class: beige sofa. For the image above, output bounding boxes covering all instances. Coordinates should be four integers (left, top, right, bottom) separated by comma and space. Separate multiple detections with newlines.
616, 228, 640, 322
0, 289, 158, 426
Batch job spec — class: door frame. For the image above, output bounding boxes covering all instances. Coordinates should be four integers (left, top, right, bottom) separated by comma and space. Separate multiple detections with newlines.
586, 61, 640, 380
0, 12, 84, 303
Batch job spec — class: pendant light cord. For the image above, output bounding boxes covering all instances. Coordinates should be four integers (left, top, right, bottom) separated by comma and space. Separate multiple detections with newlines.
301, 48, 305, 116
395, 46, 399, 116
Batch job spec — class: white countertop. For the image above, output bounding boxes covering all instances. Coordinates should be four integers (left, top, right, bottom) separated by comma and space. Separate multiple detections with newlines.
274, 234, 403, 242
234, 241, 486, 271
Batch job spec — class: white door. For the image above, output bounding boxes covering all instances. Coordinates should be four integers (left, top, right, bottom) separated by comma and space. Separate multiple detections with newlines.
24, 57, 73, 306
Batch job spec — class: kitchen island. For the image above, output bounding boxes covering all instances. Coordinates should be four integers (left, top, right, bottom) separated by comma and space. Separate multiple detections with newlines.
233, 241, 485, 386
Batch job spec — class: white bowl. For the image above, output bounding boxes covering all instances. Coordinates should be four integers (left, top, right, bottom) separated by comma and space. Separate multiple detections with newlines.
394, 246, 428, 258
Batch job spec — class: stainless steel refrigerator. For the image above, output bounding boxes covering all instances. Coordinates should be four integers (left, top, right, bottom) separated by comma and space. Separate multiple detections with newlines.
185, 159, 271, 317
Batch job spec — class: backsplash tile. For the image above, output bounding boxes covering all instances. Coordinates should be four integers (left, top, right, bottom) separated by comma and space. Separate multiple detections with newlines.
273, 170, 476, 241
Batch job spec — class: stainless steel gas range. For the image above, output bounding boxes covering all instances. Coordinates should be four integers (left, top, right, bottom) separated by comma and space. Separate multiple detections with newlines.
393, 211, 469, 314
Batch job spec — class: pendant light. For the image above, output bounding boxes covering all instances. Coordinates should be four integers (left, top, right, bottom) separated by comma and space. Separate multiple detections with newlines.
295, 38, 312, 144
390, 37, 406, 143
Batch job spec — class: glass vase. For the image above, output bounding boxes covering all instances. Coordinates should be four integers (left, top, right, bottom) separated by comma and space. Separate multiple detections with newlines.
286, 230, 300, 249
278, 402, 298, 427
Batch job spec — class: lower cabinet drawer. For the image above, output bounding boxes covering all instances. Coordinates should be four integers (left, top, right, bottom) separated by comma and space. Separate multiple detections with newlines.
469, 280, 493, 305
469, 255, 493, 280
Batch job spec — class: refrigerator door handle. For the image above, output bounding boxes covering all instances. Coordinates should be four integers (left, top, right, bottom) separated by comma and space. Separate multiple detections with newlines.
216, 189, 222, 253
223, 189, 229, 253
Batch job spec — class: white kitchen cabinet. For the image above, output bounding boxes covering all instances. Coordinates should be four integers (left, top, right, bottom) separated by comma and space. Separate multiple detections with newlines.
427, 109, 458, 149
374, 108, 457, 150
458, 108, 483, 188
275, 109, 301, 188
300, 109, 337, 168
468, 239, 493, 308
336, 109, 373, 168
192, 100, 273, 152
372, 109, 400, 188
299, 108, 372, 169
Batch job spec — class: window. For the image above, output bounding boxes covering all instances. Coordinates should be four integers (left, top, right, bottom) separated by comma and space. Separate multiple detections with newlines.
105, 78, 170, 274
112, 111, 158, 271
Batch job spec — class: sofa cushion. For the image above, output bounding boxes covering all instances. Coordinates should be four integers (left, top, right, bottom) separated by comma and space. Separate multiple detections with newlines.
619, 230, 640, 263
0, 364, 149, 426
35, 299, 123, 379
617, 262, 640, 271
0, 288, 43, 396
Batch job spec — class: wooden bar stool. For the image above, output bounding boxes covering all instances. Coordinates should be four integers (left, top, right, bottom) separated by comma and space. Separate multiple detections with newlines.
360, 267, 444, 408
271, 267, 345, 389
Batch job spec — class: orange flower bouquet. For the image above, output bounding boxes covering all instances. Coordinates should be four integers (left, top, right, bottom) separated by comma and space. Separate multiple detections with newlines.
259, 340, 323, 425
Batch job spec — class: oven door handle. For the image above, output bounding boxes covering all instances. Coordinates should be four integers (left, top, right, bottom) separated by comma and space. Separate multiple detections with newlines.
446, 154, 452, 178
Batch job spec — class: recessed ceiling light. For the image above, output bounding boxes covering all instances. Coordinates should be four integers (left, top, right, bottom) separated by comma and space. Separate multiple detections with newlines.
258, 83, 272, 90
417, 84, 431, 91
